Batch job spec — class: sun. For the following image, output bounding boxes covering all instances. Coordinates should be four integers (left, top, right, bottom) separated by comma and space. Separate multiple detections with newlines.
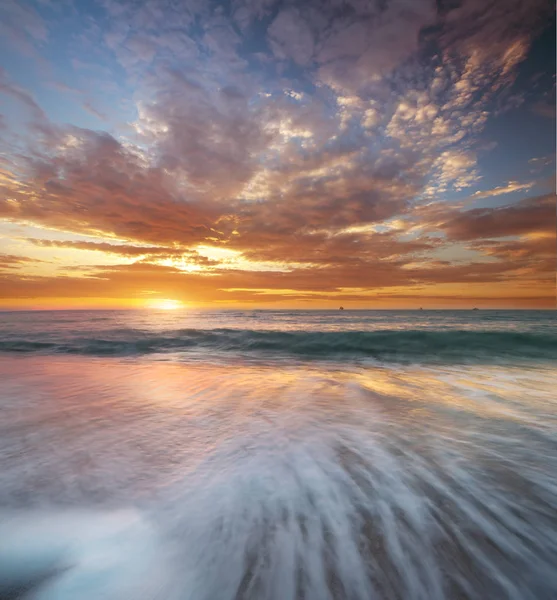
148, 299, 184, 310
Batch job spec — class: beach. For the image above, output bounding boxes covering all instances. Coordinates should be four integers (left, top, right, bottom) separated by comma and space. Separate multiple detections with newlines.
0, 310, 556, 599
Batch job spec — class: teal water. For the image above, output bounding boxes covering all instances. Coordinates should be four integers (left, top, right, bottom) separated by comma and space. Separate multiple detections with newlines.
0, 310, 556, 599
0, 309, 556, 362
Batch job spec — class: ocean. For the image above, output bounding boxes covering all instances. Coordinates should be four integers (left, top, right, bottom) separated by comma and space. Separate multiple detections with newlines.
0, 309, 556, 600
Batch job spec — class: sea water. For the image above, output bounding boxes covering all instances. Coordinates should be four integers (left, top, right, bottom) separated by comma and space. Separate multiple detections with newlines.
0, 310, 556, 599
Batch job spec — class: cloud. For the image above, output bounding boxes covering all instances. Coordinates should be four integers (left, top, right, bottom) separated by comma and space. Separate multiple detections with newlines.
0, 0, 48, 57
0, 126, 221, 246
82, 101, 107, 121
267, 8, 315, 67
133, 69, 273, 201
1, 76, 423, 260
316, 0, 436, 93
440, 194, 556, 240
532, 101, 556, 119
0, 253, 42, 270
0, 0, 554, 306
24, 239, 220, 270
471, 233, 555, 261
470, 181, 535, 199
0, 68, 47, 122
425, 150, 480, 196
26, 239, 185, 256
0, 245, 549, 304
529, 155, 555, 166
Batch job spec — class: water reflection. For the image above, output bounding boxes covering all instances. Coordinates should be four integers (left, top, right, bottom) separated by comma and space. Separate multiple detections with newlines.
0, 356, 556, 599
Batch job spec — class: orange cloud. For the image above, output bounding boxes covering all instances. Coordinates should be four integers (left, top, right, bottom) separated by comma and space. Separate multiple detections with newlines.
0, 0, 554, 309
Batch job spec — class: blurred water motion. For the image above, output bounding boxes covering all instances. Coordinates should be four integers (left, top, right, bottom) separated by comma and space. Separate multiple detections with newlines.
0, 310, 556, 599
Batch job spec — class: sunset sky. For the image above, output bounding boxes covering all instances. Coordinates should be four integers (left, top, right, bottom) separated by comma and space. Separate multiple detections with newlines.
0, 0, 555, 310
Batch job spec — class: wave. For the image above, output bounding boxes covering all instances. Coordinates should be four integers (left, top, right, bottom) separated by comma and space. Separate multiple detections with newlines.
1, 351, 557, 598
1, 329, 556, 362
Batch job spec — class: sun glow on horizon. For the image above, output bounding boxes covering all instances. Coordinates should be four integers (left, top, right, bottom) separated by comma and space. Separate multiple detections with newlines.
148, 299, 184, 310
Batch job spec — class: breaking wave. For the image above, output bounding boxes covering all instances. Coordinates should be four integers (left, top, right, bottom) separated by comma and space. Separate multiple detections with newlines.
1, 329, 556, 363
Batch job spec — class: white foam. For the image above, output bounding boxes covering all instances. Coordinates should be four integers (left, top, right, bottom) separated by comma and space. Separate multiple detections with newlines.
1, 359, 557, 599
0, 509, 172, 600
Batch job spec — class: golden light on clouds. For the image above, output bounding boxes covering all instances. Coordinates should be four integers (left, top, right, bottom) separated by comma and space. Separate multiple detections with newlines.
0, 0, 554, 310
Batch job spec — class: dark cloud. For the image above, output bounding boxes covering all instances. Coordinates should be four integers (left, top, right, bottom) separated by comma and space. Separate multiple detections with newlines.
440, 194, 556, 241
25, 238, 219, 267
0, 253, 42, 270
0, 127, 221, 246
138, 69, 273, 200
27, 239, 188, 256
469, 234, 556, 280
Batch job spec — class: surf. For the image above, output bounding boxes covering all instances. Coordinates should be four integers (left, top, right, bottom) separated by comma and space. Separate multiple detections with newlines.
1, 329, 556, 363
0, 359, 556, 599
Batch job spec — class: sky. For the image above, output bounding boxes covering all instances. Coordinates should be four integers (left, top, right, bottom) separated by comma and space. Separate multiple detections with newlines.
0, 0, 555, 310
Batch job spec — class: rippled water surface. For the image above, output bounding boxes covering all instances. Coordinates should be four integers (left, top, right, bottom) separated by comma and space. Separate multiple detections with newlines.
0, 310, 556, 599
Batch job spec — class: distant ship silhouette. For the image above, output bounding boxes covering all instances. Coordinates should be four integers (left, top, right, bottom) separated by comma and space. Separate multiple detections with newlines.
339, 306, 344, 310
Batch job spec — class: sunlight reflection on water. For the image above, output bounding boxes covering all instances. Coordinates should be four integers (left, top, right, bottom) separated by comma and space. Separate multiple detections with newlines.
0, 355, 556, 599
